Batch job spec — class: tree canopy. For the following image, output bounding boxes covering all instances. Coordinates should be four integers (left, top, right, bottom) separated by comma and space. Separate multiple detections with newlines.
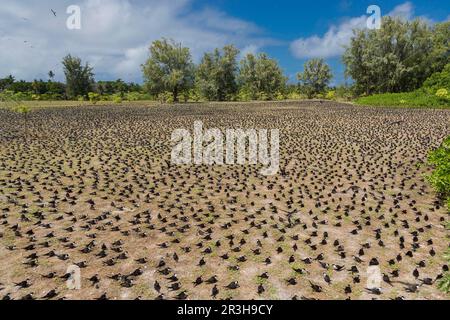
142, 38, 194, 102
62, 54, 95, 99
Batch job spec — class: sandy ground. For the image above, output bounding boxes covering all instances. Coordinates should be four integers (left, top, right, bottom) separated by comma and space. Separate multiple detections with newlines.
0, 101, 449, 300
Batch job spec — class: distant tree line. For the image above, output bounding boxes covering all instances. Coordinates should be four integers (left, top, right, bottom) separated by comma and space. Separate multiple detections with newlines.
0, 17, 448, 103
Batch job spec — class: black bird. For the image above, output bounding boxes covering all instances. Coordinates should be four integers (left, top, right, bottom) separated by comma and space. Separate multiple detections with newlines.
193, 277, 203, 286
42, 290, 58, 299
168, 282, 181, 291
210, 284, 219, 299
383, 274, 393, 286
366, 287, 381, 295
154, 281, 161, 293
42, 272, 56, 279
258, 284, 265, 295
51, 9, 57, 17
206, 276, 218, 284
309, 281, 322, 293
15, 279, 31, 289
344, 285, 352, 294
225, 281, 239, 289
286, 278, 297, 286
89, 275, 100, 285
175, 291, 188, 300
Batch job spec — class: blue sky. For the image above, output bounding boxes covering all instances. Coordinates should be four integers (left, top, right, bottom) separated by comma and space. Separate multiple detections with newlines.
0, 0, 448, 85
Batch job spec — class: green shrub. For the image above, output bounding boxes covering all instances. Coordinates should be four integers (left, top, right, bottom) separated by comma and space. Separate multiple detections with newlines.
286, 91, 303, 100
158, 91, 174, 104
355, 90, 450, 108
325, 90, 336, 100
275, 92, 285, 101
237, 89, 252, 102
423, 63, 450, 93
125, 92, 140, 101
112, 94, 122, 104
256, 91, 269, 101
427, 137, 450, 294
436, 88, 449, 100
13, 104, 31, 114
88, 92, 101, 104
428, 136, 450, 201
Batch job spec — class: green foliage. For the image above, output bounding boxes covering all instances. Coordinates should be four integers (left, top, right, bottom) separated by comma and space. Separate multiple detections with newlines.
325, 90, 336, 100
343, 17, 449, 95
428, 136, 450, 201
355, 90, 450, 108
12, 104, 31, 114
239, 53, 286, 100
142, 38, 194, 102
297, 59, 332, 98
196, 45, 240, 101
62, 54, 95, 99
423, 63, 450, 93
158, 91, 175, 104
0, 75, 15, 91
436, 88, 449, 99
426, 135, 450, 298
97, 79, 141, 96
88, 92, 101, 104
275, 91, 285, 101
112, 94, 122, 104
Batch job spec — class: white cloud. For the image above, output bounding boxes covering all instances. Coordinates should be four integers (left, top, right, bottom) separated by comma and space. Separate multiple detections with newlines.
239, 45, 260, 59
290, 2, 415, 59
0, 0, 271, 82
388, 2, 414, 20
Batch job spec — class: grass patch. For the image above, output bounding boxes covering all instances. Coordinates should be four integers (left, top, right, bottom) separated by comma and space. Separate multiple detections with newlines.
355, 90, 449, 108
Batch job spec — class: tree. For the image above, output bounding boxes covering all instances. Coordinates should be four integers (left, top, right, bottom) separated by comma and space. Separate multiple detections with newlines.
430, 21, 450, 74
142, 38, 194, 102
343, 17, 447, 95
297, 59, 333, 98
196, 45, 240, 101
31, 79, 48, 94
62, 55, 95, 99
239, 53, 286, 100
48, 70, 55, 81
0, 75, 15, 92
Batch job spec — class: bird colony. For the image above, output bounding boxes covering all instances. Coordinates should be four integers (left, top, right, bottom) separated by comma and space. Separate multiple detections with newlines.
0, 101, 449, 300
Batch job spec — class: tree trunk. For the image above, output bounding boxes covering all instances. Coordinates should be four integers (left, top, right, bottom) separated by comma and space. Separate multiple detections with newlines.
173, 86, 179, 103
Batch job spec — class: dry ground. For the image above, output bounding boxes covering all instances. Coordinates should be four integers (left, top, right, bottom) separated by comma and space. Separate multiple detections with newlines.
0, 101, 449, 300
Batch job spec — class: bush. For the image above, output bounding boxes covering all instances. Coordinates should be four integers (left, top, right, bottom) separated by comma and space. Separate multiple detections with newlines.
275, 91, 285, 101
158, 91, 174, 104
286, 92, 303, 100
355, 90, 450, 108
325, 90, 336, 100
423, 63, 450, 93
12, 104, 31, 114
428, 136, 450, 201
256, 91, 269, 101
125, 92, 140, 101
112, 94, 123, 104
88, 92, 101, 105
436, 88, 449, 100
237, 89, 252, 102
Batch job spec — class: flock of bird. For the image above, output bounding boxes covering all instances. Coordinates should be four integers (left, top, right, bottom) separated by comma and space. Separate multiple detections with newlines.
0, 101, 448, 300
